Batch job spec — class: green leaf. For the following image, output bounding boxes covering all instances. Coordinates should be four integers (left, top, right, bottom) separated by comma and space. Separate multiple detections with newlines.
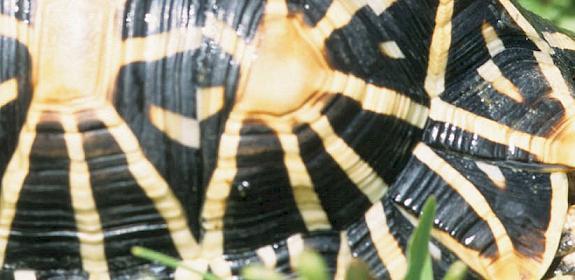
404, 197, 437, 280
443, 261, 468, 280
131, 246, 221, 280
296, 250, 329, 280
241, 265, 284, 280
345, 260, 372, 280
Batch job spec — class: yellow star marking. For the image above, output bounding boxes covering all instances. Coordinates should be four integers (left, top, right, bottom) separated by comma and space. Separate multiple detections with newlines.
365, 202, 407, 280
0, 78, 18, 108
33, 0, 121, 104
424, 0, 455, 98
200, 1, 422, 268
148, 105, 200, 148
0, 109, 41, 265
60, 114, 110, 280
0, 0, 207, 275
202, 1, 416, 272
544, 32, 575, 51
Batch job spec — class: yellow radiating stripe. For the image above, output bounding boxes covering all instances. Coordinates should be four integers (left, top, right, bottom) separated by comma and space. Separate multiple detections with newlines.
0, 110, 40, 266
306, 0, 366, 47
0, 14, 33, 45
540, 173, 569, 277
544, 32, 575, 51
121, 27, 203, 64
424, 0, 455, 98
200, 117, 242, 260
477, 60, 523, 102
496, 1, 575, 115
497, 0, 553, 54
480, 21, 520, 104
534, 51, 575, 116
95, 106, 200, 263
208, 255, 232, 278
196, 86, 225, 121
334, 231, 351, 280
0, 78, 18, 108
309, 115, 388, 203
326, 72, 429, 129
287, 234, 305, 270
60, 114, 110, 280
428, 98, 575, 166
174, 259, 208, 280
396, 206, 489, 277
256, 245, 277, 269
367, 0, 397, 15
414, 143, 525, 278
364, 202, 407, 280
276, 133, 331, 231
398, 165, 568, 279
148, 104, 200, 148
475, 162, 506, 190
481, 21, 505, 57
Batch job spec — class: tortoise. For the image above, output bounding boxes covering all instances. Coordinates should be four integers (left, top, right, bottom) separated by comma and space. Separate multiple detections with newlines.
1, 0, 575, 279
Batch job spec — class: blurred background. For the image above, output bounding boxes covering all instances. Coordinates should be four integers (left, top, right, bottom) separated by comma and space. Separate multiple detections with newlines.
518, 0, 575, 31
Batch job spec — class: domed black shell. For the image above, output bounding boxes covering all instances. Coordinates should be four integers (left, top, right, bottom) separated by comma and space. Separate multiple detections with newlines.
0, 0, 574, 279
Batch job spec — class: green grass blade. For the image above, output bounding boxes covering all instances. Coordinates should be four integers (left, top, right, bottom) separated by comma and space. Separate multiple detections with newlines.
404, 196, 437, 280
296, 250, 329, 280
345, 260, 372, 280
131, 246, 221, 280
241, 265, 284, 280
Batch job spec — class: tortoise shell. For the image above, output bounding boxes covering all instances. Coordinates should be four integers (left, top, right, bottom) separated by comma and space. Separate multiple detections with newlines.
0, 0, 574, 279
